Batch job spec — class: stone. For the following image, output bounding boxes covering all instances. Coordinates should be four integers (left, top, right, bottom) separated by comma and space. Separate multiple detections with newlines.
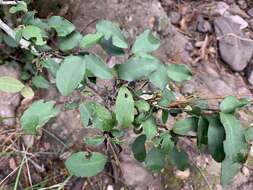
0, 64, 21, 126
214, 16, 253, 71
196, 16, 212, 33
248, 8, 253, 18
169, 11, 181, 25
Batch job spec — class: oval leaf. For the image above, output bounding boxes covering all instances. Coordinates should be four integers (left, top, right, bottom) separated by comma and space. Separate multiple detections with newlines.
84, 54, 113, 80
48, 16, 75, 37
80, 32, 103, 48
115, 86, 134, 128
220, 96, 249, 114
172, 117, 198, 136
167, 64, 192, 82
0, 76, 24, 93
56, 56, 86, 96
65, 151, 106, 177
59, 31, 82, 52
132, 30, 160, 54
145, 147, 165, 172
132, 134, 147, 162
115, 56, 160, 81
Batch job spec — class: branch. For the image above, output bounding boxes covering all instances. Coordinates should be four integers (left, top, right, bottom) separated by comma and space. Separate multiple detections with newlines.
0, 18, 30, 49
0, 1, 22, 5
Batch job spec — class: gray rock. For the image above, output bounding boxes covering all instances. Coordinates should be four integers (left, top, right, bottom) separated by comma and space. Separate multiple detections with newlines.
248, 8, 253, 18
214, 16, 253, 71
0, 64, 21, 126
196, 16, 212, 33
169, 11, 181, 25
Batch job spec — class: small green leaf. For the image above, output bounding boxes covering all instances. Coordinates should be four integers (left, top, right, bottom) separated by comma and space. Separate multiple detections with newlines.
84, 102, 114, 131
162, 110, 169, 124
132, 30, 160, 54
100, 38, 125, 56
64, 101, 79, 110
220, 113, 247, 161
207, 115, 225, 162
0, 76, 25, 93
96, 20, 128, 49
160, 133, 174, 153
85, 136, 105, 146
32, 75, 49, 89
80, 32, 103, 48
142, 117, 157, 140
56, 56, 86, 96
172, 117, 198, 136
220, 96, 250, 114
59, 31, 82, 52
145, 147, 165, 172
135, 99, 150, 112
22, 25, 46, 46
9, 2, 28, 14
3, 34, 19, 47
158, 88, 176, 107
167, 64, 192, 82
132, 134, 147, 162
20, 86, 34, 99
115, 56, 160, 81
85, 54, 113, 80
65, 151, 106, 177
79, 103, 91, 127
21, 100, 59, 135
197, 116, 208, 148
149, 64, 169, 90
169, 147, 189, 171
41, 58, 59, 77
48, 16, 75, 37
115, 86, 134, 128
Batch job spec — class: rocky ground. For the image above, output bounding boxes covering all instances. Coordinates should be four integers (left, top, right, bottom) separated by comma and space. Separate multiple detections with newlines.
2, 0, 253, 189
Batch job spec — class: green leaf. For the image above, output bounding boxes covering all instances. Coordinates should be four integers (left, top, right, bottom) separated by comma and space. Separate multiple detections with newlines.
115, 86, 134, 128
132, 30, 160, 54
56, 56, 86, 96
169, 147, 189, 171
41, 58, 59, 77
158, 88, 176, 107
22, 25, 46, 46
0, 76, 24, 93
160, 133, 174, 153
100, 38, 125, 56
9, 2, 28, 14
162, 110, 169, 124
132, 134, 147, 162
79, 103, 91, 127
142, 117, 157, 140
221, 158, 241, 185
64, 101, 79, 110
22, 11, 49, 30
85, 136, 105, 146
172, 117, 198, 136
84, 102, 114, 131
3, 34, 19, 47
65, 151, 106, 177
167, 64, 192, 82
80, 32, 103, 48
115, 56, 160, 81
48, 16, 75, 37
96, 20, 128, 49
21, 100, 59, 135
84, 54, 113, 80
149, 64, 169, 90
20, 86, 34, 99
220, 113, 247, 161
145, 147, 165, 172
59, 31, 82, 52
197, 116, 208, 148
219, 96, 250, 114
244, 127, 253, 143
207, 115, 225, 162
135, 99, 150, 112
32, 75, 49, 89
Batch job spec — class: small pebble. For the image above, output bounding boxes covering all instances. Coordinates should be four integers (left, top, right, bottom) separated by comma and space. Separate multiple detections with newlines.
196, 16, 212, 33
175, 169, 190, 180
169, 11, 181, 25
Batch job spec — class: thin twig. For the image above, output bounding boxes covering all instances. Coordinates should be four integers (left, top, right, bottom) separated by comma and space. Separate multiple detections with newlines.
0, 1, 22, 5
